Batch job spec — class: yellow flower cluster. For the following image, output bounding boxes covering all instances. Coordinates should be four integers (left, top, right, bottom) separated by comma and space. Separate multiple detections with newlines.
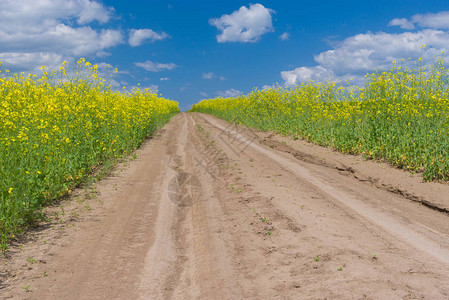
192, 57, 449, 182
0, 58, 179, 248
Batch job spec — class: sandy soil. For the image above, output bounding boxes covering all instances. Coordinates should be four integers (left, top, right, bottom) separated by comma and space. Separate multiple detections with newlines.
1, 112, 449, 299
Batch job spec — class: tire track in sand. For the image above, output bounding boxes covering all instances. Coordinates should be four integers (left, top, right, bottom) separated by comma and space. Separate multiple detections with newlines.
202, 114, 449, 265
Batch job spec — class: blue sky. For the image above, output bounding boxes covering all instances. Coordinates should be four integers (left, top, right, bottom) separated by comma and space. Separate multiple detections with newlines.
2, 1, 449, 110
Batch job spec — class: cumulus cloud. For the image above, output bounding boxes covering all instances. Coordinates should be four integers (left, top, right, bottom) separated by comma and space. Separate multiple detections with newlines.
0, 0, 122, 72
0, 24, 122, 55
280, 32, 290, 40
281, 66, 335, 86
209, 3, 274, 43
135, 60, 177, 72
77, 0, 113, 24
281, 27, 449, 86
315, 30, 449, 75
411, 11, 449, 29
281, 11, 449, 86
388, 18, 415, 30
216, 88, 243, 97
129, 29, 169, 47
202, 72, 215, 79
0, 52, 64, 72
390, 11, 449, 30
0, 0, 113, 29
160, 77, 170, 81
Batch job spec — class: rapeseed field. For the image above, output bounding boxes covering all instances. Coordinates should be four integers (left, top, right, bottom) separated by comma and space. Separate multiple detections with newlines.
192, 58, 449, 183
0, 59, 179, 249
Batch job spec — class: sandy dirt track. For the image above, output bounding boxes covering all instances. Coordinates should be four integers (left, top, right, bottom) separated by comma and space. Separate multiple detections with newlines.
2, 112, 449, 299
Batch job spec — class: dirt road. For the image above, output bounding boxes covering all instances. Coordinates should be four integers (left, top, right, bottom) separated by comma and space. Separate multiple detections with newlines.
2, 113, 449, 299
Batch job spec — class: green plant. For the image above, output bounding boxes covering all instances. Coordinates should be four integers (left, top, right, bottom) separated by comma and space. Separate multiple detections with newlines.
27, 256, 37, 264
69, 211, 79, 219
22, 285, 31, 293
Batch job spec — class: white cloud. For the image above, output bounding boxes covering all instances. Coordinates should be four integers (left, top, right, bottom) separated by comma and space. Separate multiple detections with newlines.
96, 50, 112, 57
202, 72, 226, 80
281, 66, 335, 86
281, 27, 449, 86
108, 78, 121, 89
129, 29, 169, 47
412, 11, 449, 29
390, 11, 449, 30
0, 0, 122, 72
160, 77, 170, 81
99, 29, 123, 49
282, 11, 449, 86
0, 23, 123, 57
280, 32, 290, 40
129, 84, 159, 92
0, 52, 64, 72
0, 0, 112, 29
77, 0, 113, 24
388, 18, 415, 30
209, 3, 274, 43
145, 84, 159, 92
199, 91, 209, 97
135, 60, 177, 72
315, 30, 449, 75
202, 72, 215, 79
216, 88, 243, 97
262, 85, 273, 90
